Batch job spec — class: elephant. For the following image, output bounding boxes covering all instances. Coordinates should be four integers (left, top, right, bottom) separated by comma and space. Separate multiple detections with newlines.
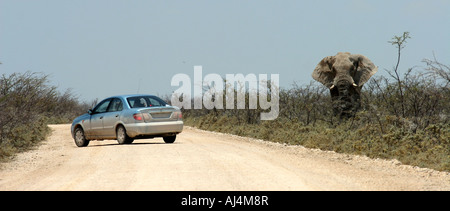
312, 52, 378, 118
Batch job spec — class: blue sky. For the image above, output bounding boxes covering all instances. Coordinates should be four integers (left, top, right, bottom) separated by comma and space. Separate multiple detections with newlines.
1, 0, 449, 102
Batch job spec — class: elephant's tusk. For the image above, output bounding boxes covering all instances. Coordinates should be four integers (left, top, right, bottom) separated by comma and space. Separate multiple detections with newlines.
330, 85, 335, 89
353, 83, 358, 87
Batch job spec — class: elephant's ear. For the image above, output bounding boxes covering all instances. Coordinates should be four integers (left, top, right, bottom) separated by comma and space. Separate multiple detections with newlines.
351, 54, 378, 87
312, 56, 336, 88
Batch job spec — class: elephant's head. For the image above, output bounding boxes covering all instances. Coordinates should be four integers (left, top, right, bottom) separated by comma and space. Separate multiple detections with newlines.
312, 52, 378, 117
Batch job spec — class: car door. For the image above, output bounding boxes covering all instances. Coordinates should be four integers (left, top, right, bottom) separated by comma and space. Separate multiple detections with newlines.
102, 98, 123, 138
89, 98, 111, 138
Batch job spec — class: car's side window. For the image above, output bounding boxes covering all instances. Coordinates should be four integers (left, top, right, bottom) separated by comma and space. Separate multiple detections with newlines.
107, 98, 123, 112
93, 99, 111, 113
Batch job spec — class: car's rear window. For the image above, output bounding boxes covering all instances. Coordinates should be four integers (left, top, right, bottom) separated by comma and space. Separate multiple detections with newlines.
127, 96, 167, 108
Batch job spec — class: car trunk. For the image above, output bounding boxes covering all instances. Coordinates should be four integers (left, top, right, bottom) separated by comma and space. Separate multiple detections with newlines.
138, 107, 177, 122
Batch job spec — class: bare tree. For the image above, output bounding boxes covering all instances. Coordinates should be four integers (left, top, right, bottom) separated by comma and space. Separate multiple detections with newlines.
423, 54, 450, 87
386, 31, 411, 118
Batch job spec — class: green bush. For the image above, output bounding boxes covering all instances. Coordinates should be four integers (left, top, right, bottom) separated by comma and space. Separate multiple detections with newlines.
185, 112, 449, 171
0, 72, 86, 162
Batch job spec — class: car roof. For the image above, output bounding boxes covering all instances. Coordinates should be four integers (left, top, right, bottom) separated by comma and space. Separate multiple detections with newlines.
108, 94, 158, 99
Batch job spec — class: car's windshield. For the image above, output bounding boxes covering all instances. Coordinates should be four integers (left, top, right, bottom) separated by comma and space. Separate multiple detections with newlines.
127, 96, 167, 108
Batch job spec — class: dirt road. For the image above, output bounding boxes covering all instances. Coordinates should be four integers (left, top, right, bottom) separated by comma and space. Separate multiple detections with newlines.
0, 124, 448, 190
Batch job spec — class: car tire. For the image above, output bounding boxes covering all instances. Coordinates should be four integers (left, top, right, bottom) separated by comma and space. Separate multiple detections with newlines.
163, 135, 176, 143
74, 127, 90, 147
116, 125, 134, 144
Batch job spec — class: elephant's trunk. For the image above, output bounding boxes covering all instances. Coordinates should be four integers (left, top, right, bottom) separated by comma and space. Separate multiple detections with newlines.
330, 80, 361, 118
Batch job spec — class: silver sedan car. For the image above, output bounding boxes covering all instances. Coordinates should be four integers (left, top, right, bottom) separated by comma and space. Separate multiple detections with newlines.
71, 94, 183, 147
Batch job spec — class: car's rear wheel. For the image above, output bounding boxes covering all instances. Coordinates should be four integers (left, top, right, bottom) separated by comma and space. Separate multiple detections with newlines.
163, 135, 176, 143
74, 127, 90, 147
116, 125, 134, 144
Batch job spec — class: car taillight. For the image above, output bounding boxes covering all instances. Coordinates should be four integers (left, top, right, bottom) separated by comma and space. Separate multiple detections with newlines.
133, 113, 143, 121
172, 111, 182, 120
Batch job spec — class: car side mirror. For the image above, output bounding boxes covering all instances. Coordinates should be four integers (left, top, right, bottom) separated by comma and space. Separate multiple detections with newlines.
87, 109, 93, 115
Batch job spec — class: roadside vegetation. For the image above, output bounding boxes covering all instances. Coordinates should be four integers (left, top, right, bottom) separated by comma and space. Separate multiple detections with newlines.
0, 72, 88, 162
1, 32, 449, 172
183, 33, 450, 172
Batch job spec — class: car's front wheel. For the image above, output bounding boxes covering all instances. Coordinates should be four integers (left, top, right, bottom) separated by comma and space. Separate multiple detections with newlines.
116, 125, 134, 144
74, 127, 90, 147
